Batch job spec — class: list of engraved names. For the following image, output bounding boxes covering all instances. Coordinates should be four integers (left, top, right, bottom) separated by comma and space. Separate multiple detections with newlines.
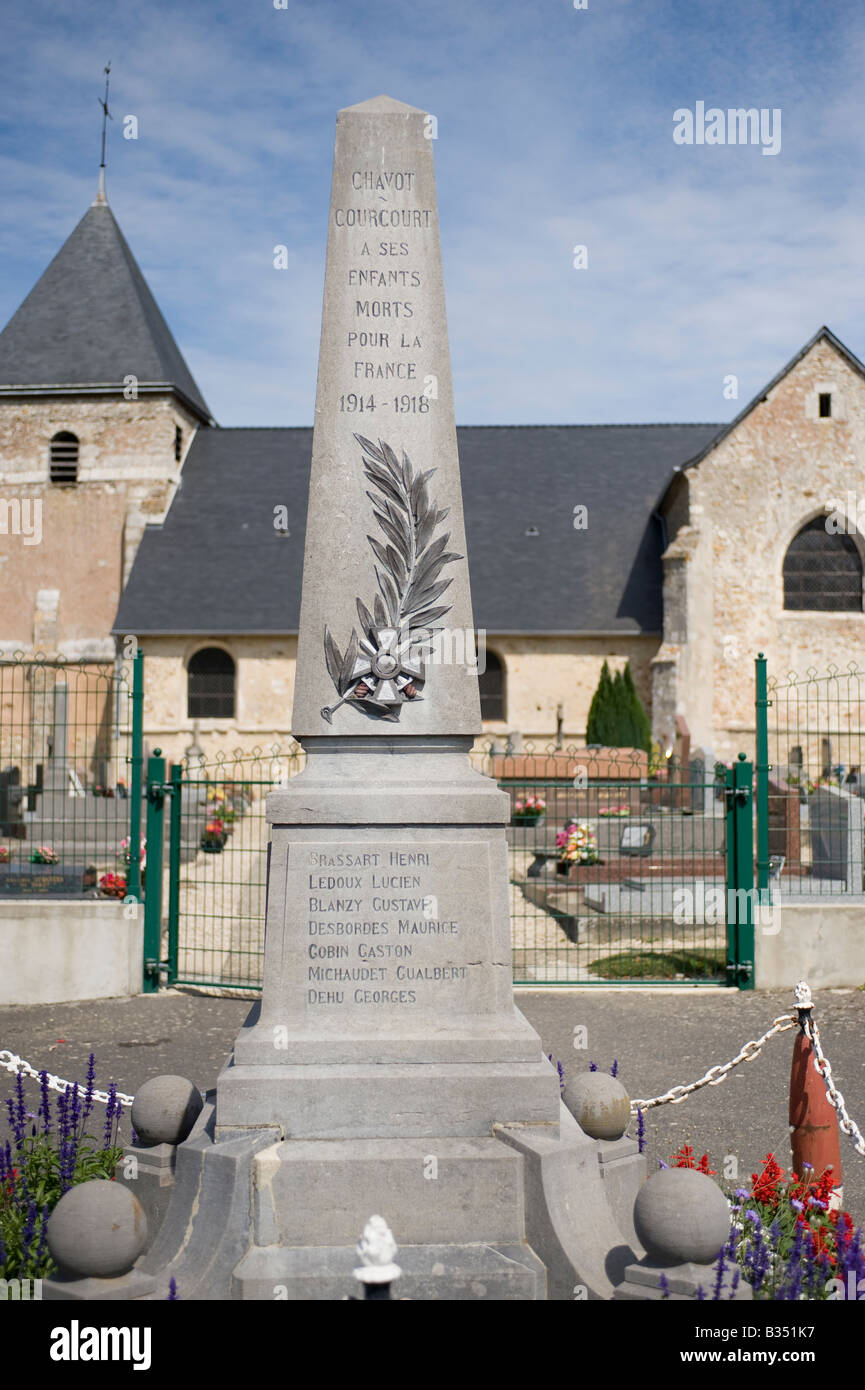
301, 843, 474, 1009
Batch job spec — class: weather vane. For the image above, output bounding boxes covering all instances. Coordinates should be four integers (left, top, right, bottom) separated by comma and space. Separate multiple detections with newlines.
98, 63, 113, 171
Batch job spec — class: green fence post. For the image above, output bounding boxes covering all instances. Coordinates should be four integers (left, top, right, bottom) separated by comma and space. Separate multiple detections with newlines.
725, 753, 755, 990
127, 649, 144, 905
755, 652, 770, 898
142, 749, 166, 993
166, 762, 182, 987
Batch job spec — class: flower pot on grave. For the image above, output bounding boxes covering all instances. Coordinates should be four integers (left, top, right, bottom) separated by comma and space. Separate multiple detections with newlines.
512, 813, 545, 829
201, 839, 225, 853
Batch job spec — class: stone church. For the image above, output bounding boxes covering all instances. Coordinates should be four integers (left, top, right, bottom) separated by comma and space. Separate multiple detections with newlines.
3, 178, 864, 768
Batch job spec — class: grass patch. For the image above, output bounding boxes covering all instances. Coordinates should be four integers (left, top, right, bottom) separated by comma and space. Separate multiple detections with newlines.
588, 949, 726, 980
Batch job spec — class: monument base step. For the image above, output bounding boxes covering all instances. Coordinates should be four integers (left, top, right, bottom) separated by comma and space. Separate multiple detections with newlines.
251, 1136, 526, 1246
216, 1055, 559, 1138
232, 1242, 546, 1300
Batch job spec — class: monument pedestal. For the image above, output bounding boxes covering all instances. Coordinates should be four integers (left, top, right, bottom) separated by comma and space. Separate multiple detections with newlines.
216, 737, 558, 1138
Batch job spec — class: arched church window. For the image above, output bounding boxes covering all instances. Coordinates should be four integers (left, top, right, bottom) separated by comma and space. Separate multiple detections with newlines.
49, 432, 79, 484
782, 517, 862, 611
187, 647, 236, 718
479, 650, 506, 721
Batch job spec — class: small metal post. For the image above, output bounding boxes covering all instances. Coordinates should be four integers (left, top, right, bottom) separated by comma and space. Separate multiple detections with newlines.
725, 754, 755, 990
142, 749, 165, 993
755, 653, 770, 896
166, 763, 182, 987
127, 649, 144, 905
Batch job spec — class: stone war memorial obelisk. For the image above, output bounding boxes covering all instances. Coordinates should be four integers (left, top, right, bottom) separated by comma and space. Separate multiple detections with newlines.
129, 96, 645, 1300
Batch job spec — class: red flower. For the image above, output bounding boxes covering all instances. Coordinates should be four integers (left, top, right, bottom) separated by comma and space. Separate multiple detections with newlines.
670, 1143, 717, 1176
750, 1152, 785, 1206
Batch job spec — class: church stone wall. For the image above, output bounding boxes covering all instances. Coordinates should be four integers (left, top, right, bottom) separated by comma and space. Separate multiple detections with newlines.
139, 632, 659, 762
0, 393, 198, 657
667, 338, 865, 762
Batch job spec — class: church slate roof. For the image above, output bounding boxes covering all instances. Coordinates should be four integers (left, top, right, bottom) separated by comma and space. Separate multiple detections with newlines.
0, 200, 211, 421
113, 421, 720, 638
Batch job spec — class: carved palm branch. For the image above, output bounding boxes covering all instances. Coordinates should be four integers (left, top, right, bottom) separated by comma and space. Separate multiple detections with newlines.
322, 434, 462, 720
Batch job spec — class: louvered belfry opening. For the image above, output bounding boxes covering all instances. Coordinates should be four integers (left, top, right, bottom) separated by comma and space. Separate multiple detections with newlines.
783, 515, 863, 610
187, 647, 236, 718
49, 431, 79, 484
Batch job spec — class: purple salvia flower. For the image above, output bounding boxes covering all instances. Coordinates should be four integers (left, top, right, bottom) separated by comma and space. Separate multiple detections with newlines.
610, 1059, 618, 1078
696, 1284, 705, 1299
14, 1070, 26, 1133
38, 1069, 52, 1136
728, 1267, 740, 1300
658, 1272, 670, 1299
557, 1060, 565, 1091
712, 1245, 727, 1301
167, 1276, 179, 1300
588, 1061, 598, 1072
69, 1081, 81, 1139
636, 1108, 646, 1155
103, 1083, 117, 1149
83, 1053, 96, 1124
5, 1095, 25, 1149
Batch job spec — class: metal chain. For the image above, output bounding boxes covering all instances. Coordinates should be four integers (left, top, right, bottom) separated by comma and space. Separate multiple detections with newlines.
805, 1018, 865, 1157
629, 1015, 798, 1112
0, 1050, 134, 1108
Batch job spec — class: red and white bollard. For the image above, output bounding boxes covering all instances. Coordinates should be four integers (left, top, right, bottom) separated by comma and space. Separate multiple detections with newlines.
789, 982, 842, 1210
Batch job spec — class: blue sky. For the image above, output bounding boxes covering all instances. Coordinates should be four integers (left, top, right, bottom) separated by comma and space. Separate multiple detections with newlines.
0, 0, 862, 426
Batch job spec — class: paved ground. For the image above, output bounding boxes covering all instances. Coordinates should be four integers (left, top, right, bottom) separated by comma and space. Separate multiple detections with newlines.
2, 985, 863, 1224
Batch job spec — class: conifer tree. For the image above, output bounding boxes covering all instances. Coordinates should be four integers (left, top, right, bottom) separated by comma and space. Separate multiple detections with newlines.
623, 663, 652, 753
586, 660, 614, 744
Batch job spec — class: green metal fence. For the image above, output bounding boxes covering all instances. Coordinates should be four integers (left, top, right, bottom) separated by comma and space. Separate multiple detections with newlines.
156, 741, 751, 992
150, 745, 305, 992
756, 654, 865, 899
475, 745, 733, 985
0, 652, 142, 900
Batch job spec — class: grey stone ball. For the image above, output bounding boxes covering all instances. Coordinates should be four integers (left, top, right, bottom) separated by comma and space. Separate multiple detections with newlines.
131, 1074, 203, 1146
562, 1071, 631, 1140
634, 1167, 731, 1266
48, 1179, 147, 1278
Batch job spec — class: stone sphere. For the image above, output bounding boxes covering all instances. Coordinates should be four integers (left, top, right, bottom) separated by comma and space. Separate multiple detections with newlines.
634, 1167, 731, 1266
131, 1074, 203, 1146
562, 1072, 631, 1140
48, 1180, 147, 1278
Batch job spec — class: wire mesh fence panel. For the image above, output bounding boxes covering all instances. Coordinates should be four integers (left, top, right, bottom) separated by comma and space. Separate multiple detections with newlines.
765, 665, 865, 897
168, 745, 305, 990
472, 744, 729, 985
0, 656, 134, 898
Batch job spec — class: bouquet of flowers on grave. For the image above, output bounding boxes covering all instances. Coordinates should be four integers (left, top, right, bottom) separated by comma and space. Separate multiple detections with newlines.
116, 837, 146, 870
512, 795, 545, 823
0, 846, 10, 863
29, 846, 59, 864
599, 803, 631, 817
98, 872, 127, 899
201, 818, 227, 849
556, 821, 598, 865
